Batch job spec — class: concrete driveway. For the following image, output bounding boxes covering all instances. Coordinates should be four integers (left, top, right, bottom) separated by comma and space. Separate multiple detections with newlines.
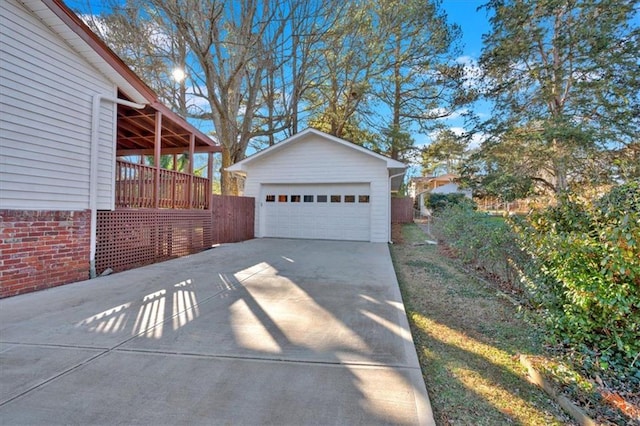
0, 239, 433, 425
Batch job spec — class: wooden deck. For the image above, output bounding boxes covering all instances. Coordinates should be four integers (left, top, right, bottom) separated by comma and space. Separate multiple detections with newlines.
115, 160, 210, 210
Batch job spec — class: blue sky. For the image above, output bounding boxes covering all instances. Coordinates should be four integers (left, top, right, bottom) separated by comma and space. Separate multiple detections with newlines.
405, 0, 492, 174
71, 0, 493, 167
442, 0, 490, 59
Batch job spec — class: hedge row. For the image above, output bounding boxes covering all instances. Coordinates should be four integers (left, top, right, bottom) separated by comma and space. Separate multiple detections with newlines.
429, 182, 640, 385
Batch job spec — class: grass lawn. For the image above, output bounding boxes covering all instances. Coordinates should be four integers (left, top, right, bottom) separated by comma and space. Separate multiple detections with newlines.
390, 223, 573, 425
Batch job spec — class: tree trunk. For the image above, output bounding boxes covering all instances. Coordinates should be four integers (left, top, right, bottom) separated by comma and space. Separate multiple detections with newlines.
220, 148, 236, 196
391, 36, 402, 160
554, 159, 569, 193
552, 138, 569, 193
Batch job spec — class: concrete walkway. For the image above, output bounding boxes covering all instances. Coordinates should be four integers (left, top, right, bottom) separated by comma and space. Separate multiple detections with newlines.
0, 239, 434, 425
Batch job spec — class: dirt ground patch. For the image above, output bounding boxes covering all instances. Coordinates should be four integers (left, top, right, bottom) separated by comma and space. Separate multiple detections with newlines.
391, 223, 404, 244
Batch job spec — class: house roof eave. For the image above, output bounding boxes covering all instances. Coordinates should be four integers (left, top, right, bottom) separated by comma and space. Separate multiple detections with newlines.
151, 102, 220, 149
33, 0, 153, 104
24, 0, 220, 151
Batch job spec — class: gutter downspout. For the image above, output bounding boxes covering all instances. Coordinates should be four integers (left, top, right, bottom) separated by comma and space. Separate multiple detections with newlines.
388, 171, 406, 244
90, 95, 146, 278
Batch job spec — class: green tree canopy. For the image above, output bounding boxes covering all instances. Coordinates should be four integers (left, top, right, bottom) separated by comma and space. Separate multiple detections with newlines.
474, 0, 639, 194
83, 0, 465, 192
371, 0, 465, 160
422, 129, 468, 176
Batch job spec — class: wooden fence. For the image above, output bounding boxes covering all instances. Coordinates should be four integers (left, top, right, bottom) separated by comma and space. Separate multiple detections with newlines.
95, 196, 255, 275
95, 195, 416, 275
391, 197, 414, 223
211, 195, 255, 243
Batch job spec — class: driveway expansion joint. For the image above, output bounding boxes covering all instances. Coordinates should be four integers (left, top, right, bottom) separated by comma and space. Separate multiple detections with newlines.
0, 348, 109, 408
0, 341, 109, 351
110, 346, 422, 369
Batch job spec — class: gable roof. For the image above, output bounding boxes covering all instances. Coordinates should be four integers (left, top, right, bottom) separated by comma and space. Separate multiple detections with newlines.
227, 128, 407, 173
21, 0, 217, 149
411, 174, 458, 183
429, 173, 458, 182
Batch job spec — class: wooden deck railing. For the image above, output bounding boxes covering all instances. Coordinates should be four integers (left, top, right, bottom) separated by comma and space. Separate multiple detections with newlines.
192, 176, 209, 209
116, 160, 210, 209
115, 161, 155, 208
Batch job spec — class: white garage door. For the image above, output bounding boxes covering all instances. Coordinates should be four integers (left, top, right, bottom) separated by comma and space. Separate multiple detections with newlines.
261, 183, 371, 241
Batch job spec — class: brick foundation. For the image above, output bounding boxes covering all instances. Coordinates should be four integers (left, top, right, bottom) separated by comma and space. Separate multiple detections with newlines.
0, 209, 91, 298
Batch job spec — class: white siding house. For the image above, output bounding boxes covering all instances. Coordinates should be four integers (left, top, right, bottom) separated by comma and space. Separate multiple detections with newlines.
227, 129, 406, 243
0, 0, 149, 211
0, 0, 220, 297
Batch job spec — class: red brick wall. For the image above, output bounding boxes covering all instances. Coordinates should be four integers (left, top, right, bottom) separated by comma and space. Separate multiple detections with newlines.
0, 210, 91, 298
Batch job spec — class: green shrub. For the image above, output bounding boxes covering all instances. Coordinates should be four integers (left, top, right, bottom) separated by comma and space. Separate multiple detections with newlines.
431, 204, 522, 287
425, 193, 475, 213
430, 182, 640, 384
513, 181, 640, 383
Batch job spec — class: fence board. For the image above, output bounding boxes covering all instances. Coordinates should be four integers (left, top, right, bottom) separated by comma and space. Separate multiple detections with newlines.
391, 197, 414, 223
211, 195, 255, 243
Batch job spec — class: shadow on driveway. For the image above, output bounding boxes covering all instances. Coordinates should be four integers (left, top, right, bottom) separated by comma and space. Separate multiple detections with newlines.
0, 239, 433, 425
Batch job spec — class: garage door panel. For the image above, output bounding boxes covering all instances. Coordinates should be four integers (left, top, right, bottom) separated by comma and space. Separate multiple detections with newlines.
262, 184, 370, 241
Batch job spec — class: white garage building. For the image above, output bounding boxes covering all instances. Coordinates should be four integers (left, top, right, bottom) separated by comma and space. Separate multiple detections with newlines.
227, 129, 407, 243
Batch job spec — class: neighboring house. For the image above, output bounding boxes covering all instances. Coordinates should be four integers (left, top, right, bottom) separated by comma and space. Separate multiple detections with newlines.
430, 182, 472, 198
227, 129, 406, 243
407, 176, 431, 199
409, 173, 459, 197
0, 0, 221, 297
410, 174, 472, 217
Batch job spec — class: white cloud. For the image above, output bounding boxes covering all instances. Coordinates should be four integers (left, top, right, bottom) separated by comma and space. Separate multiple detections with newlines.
455, 55, 475, 66
79, 14, 108, 36
425, 107, 469, 121
185, 85, 212, 111
425, 107, 448, 119
456, 55, 483, 89
423, 127, 487, 151
426, 126, 464, 140
573, 70, 603, 83
468, 132, 487, 150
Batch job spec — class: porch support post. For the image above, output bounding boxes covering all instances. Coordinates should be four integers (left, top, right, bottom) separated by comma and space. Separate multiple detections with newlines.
154, 111, 162, 209
207, 152, 214, 211
172, 153, 178, 208
188, 133, 195, 208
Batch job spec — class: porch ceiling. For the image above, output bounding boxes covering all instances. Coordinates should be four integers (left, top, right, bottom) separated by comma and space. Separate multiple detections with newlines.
116, 103, 221, 154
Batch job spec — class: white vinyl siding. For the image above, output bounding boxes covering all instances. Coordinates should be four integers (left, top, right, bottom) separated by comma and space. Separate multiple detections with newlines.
241, 135, 391, 242
0, 0, 116, 210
